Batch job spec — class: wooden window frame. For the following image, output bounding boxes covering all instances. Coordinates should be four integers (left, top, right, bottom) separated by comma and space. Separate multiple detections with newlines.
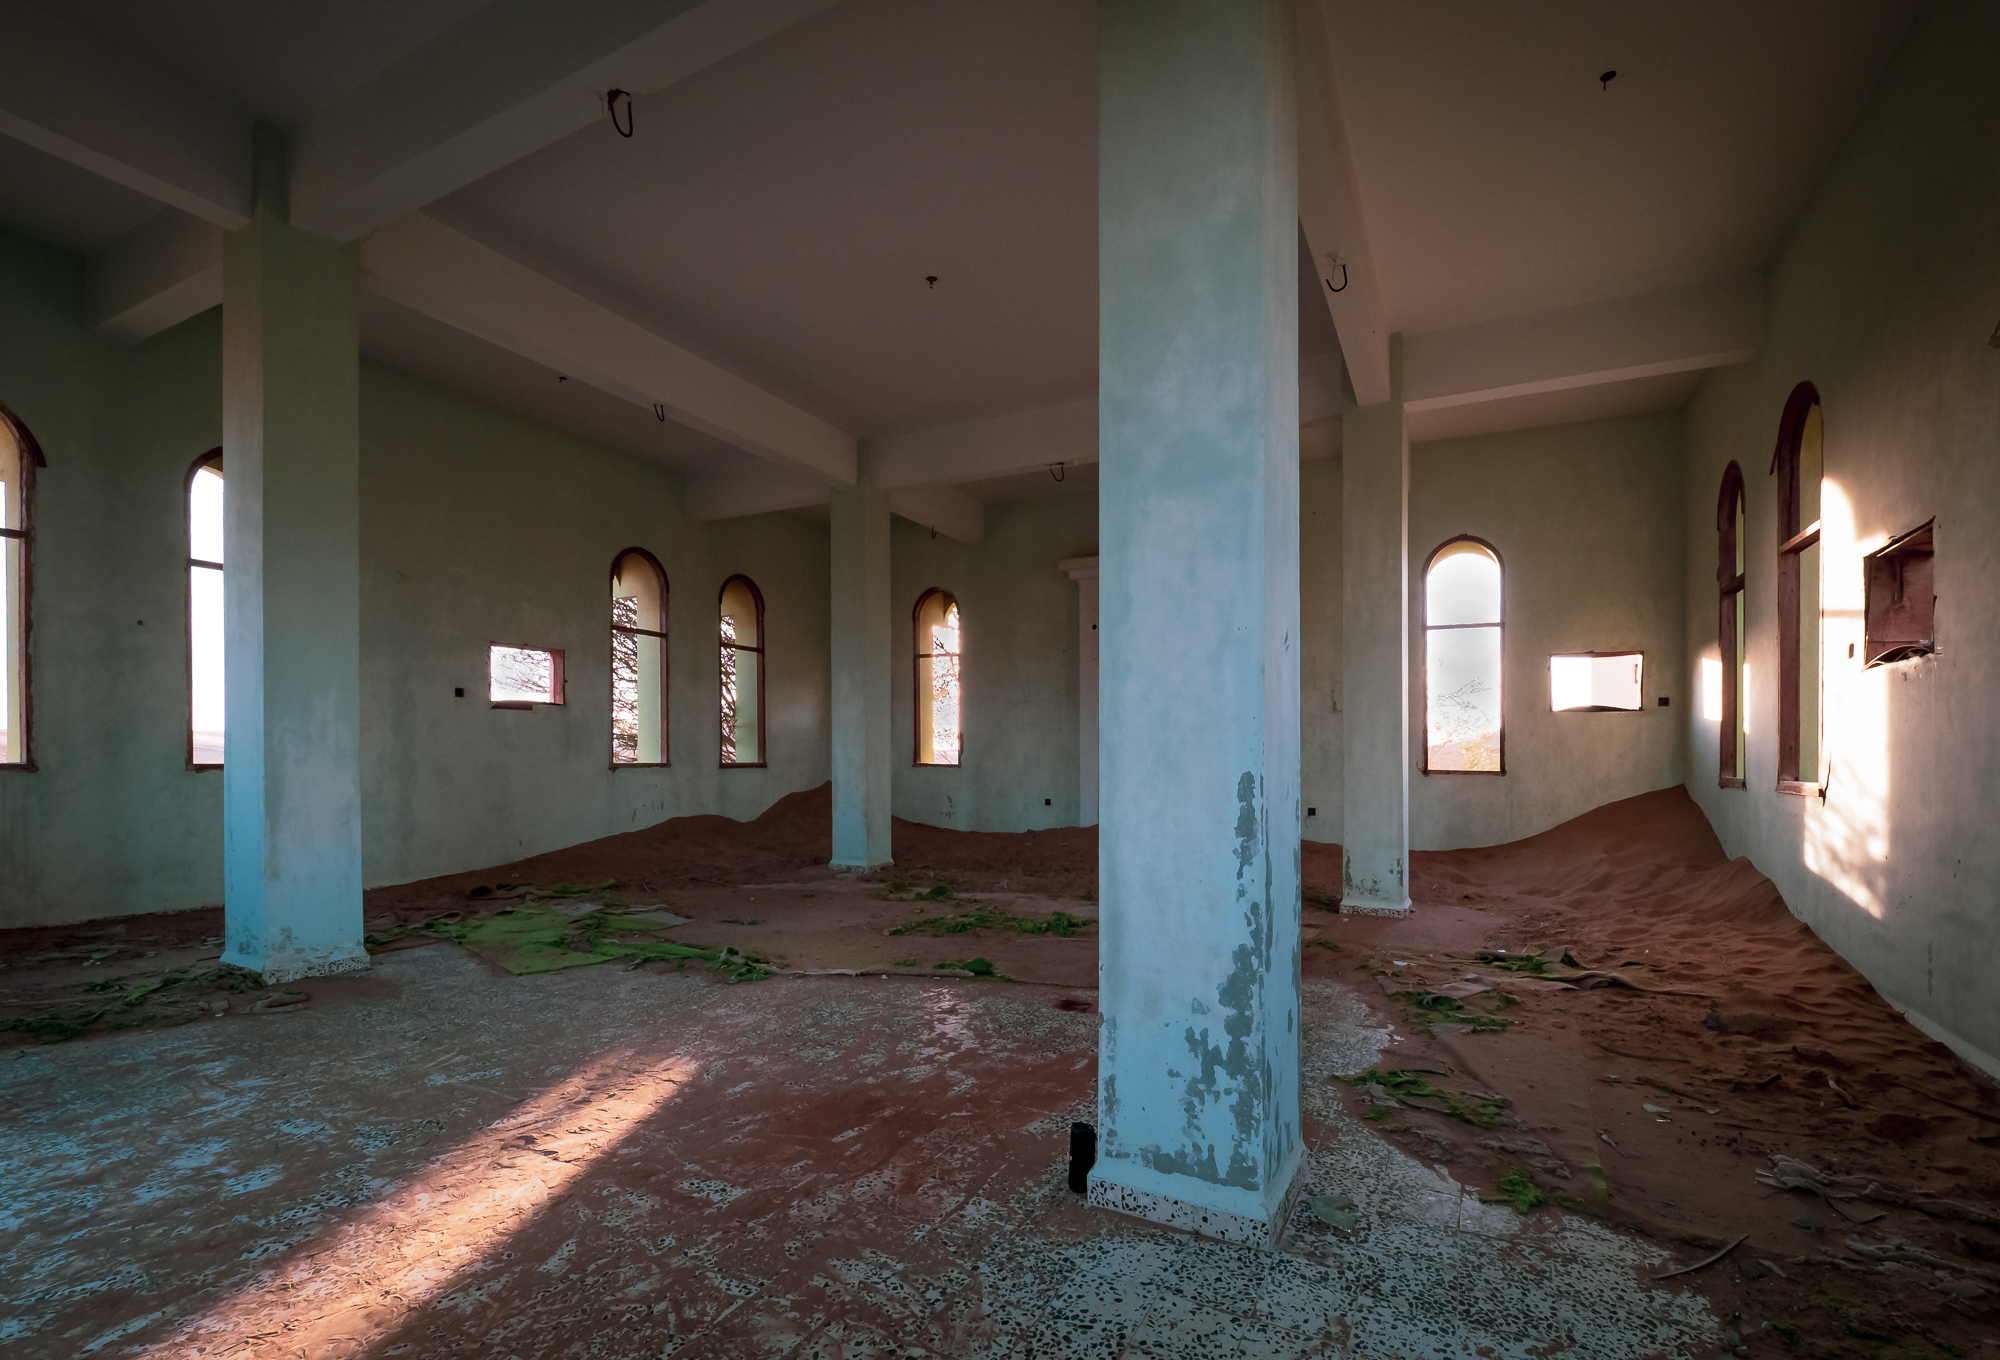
1770, 382, 1821, 796
185, 448, 224, 770
489, 644, 565, 710
912, 587, 963, 767
718, 574, 766, 769
609, 547, 669, 769
1862, 520, 1935, 668
0, 400, 41, 772
1420, 534, 1505, 777
1547, 650, 1646, 713
1716, 461, 1747, 789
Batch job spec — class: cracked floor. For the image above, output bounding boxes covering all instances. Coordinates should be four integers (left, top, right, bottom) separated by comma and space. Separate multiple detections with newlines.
2, 947, 1718, 1358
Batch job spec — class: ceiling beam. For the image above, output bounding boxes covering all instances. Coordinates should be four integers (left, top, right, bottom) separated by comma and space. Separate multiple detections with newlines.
0, 1, 251, 228
1403, 276, 1764, 413
360, 213, 855, 487
888, 485, 983, 545
685, 464, 831, 521
869, 397, 1098, 491
1297, 0, 1390, 406
86, 210, 224, 341
292, 0, 841, 242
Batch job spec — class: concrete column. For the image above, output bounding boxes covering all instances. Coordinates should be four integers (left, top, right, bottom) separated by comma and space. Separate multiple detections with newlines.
1339, 335, 1411, 914
1059, 556, 1099, 825
829, 453, 892, 868
220, 125, 367, 982
1092, 0, 1303, 1248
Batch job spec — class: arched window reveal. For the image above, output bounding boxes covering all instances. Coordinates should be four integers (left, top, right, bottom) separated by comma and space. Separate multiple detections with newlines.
187, 450, 225, 767
1422, 537, 1504, 775
611, 549, 667, 765
1716, 461, 1746, 788
1771, 383, 1823, 793
719, 575, 765, 766
0, 403, 40, 769
914, 589, 962, 766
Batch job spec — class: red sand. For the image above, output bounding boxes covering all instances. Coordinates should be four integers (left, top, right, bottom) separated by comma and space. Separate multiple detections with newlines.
1313, 787, 2000, 1353
7, 783, 1998, 1349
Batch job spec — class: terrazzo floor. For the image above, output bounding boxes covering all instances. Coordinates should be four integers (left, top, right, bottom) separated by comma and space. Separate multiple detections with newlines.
1, 945, 1721, 1358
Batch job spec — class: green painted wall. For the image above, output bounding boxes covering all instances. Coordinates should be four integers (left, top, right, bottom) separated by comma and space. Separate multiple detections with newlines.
0, 232, 830, 925
1409, 411, 1689, 850
0, 229, 226, 926
889, 494, 1095, 833
359, 366, 830, 887
1680, 0, 2000, 1069
1298, 458, 1343, 843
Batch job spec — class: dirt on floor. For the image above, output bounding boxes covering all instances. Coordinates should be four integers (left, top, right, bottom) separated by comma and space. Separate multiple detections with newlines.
3, 783, 1997, 1355
1311, 788, 2000, 1359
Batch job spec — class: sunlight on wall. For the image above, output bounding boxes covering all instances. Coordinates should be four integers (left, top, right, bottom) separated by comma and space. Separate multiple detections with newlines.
1700, 656, 1723, 721
1804, 480, 1888, 919
188, 464, 225, 763
155, 1049, 700, 1354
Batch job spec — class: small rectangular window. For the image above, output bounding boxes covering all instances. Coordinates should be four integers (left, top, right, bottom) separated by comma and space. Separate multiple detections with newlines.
490, 644, 564, 707
1863, 520, 1934, 668
1550, 652, 1643, 712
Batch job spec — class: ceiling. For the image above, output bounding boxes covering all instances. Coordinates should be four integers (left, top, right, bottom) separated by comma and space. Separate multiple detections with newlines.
0, 134, 160, 254
433, 0, 1099, 439
0, 0, 1928, 506
52, 0, 493, 128
1327, 0, 1922, 334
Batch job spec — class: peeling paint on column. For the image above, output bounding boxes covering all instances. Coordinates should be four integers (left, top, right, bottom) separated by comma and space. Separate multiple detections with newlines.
1091, 0, 1302, 1243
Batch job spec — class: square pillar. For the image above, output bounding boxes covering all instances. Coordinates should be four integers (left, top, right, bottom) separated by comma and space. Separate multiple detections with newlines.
1092, 0, 1303, 1248
1059, 556, 1100, 826
1339, 335, 1410, 914
221, 125, 367, 982
829, 454, 892, 869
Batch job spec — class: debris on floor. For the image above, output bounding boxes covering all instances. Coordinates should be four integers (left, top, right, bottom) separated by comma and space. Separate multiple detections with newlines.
3, 783, 1996, 1355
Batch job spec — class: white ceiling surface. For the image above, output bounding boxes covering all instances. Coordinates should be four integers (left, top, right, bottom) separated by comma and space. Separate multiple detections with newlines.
0, 133, 161, 254
0, 0, 1926, 499
1405, 370, 1701, 445
358, 291, 748, 479
431, 0, 1098, 441
46, 0, 494, 129
1326, 0, 1921, 336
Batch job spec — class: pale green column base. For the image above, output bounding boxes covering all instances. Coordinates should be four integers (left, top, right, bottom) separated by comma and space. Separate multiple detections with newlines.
1339, 897, 1411, 917
1087, 1148, 1305, 1252
223, 947, 371, 985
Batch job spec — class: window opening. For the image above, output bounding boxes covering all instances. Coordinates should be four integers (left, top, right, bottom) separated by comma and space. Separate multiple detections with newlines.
719, 575, 764, 766
1862, 520, 1935, 667
1772, 383, 1823, 792
914, 588, 962, 766
1550, 652, 1643, 712
187, 450, 225, 766
490, 645, 564, 707
610, 549, 667, 765
1716, 461, 1746, 787
0, 405, 37, 768
1422, 537, 1503, 774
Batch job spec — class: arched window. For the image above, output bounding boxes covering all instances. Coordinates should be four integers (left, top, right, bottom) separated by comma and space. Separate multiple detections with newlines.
1771, 382, 1822, 793
718, 575, 764, 766
1422, 537, 1503, 775
1716, 462, 1746, 788
913, 588, 962, 766
186, 449, 225, 767
610, 549, 667, 766
0, 402, 41, 769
